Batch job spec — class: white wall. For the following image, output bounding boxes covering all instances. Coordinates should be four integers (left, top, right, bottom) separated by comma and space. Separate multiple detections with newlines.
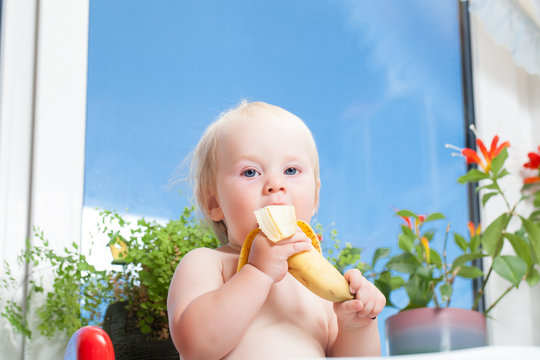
0, 0, 89, 359
470, 11, 540, 346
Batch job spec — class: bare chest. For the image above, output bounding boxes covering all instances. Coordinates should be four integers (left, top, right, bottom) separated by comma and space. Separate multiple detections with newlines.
220, 252, 333, 354
222, 274, 332, 359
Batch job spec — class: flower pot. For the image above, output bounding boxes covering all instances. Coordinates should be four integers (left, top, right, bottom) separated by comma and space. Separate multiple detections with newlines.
385, 307, 487, 355
102, 302, 179, 360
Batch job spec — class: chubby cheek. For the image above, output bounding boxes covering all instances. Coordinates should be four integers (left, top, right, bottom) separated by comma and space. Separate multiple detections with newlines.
218, 180, 260, 241
292, 184, 318, 222
225, 204, 259, 245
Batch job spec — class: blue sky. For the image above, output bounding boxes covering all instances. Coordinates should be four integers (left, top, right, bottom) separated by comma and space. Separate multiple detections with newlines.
85, 0, 469, 352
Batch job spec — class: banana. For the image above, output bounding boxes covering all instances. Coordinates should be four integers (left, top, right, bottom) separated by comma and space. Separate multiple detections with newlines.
254, 205, 296, 242
237, 205, 354, 302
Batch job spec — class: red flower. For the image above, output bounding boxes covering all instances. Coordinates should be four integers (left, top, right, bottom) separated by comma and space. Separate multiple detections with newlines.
524, 176, 540, 185
399, 213, 425, 235
467, 221, 481, 237
399, 215, 412, 229
462, 136, 510, 173
524, 146, 540, 170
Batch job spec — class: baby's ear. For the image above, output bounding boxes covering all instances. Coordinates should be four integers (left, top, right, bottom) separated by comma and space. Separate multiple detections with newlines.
207, 194, 224, 221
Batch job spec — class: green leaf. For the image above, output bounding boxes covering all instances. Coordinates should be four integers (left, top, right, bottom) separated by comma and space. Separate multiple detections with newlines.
424, 213, 445, 222
429, 249, 442, 266
521, 217, 540, 265
140, 324, 152, 334
388, 276, 405, 290
482, 213, 509, 257
421, 231, 435, 242
416, 266, 433, 280
526, 267, 540, 287
401, 225, 415, 239
374, 272, 404, 308
458, 169, 490, 184
490, 147, 508, 177
476, 182, 499, 192
482, 192, 498, 206
454, 233, 468, 251
496, 169, 510, 179
535, 192, 540, 207
451, 252, 486, 272
398, 233, 414, 252
439, 283, 453, 303
529, 210, 540, 222
493, 255, 527, 287
457, 265, 484, 278
371, 247, 390, 269
404, 274, 432, 308
396, 210, 418, 220
373, 279, 394, 308
470, 234, 481, 252
386, 253, 421, 274
504, 233, 532, 266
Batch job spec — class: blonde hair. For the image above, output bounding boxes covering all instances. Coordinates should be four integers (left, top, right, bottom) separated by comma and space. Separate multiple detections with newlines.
191, 100, 320, 244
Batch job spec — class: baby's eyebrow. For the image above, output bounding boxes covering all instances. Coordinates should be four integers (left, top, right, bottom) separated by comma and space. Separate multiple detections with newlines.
232, 155, 260, 164
282, 155, 311, 164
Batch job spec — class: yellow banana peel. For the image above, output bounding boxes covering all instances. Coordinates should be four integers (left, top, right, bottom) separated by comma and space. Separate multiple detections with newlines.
237, 205, 353, 302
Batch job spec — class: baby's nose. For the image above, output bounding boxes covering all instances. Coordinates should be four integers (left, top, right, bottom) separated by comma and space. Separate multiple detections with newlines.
266, 185, 285, 193
263, 177, 286, 194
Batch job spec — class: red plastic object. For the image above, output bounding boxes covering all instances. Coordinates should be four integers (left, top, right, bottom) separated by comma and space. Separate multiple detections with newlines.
64, 326, 115, 360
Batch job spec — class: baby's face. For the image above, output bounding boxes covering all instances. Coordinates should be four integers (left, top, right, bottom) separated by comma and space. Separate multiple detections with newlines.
208, 112, 319, 247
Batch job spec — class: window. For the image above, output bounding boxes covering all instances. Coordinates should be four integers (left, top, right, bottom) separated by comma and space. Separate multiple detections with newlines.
84, 1, 470, 353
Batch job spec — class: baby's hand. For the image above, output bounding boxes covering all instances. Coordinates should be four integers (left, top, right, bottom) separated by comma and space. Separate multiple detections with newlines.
333, 269, 386, 328
248, 229, 311, 282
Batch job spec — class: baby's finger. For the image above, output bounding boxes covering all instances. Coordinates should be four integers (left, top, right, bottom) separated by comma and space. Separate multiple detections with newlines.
334, 299, 364, 317
361, 291, 386, 320
360, 300, 375, 318
276, 239, 311, 259
370, 292, 387, 318
282, 228, 311, 243
344, 269, 362, 295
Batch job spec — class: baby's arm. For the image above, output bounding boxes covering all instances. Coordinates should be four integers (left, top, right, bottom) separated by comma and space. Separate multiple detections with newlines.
328, 269, 386, 357
167, 232, 311, 359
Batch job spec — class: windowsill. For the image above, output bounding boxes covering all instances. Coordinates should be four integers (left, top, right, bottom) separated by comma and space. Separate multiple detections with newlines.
323, 345, 540, 359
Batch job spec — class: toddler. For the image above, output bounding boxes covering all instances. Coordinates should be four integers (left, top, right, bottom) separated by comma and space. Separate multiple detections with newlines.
167, 101, 385, 359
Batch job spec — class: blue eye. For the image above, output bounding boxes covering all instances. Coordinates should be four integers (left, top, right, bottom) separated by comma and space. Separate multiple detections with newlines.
284, 167, 298, 175
243, 169, 258, 177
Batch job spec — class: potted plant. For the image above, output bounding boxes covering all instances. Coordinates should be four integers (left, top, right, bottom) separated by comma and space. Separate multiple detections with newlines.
0, 205, 220, 359
371, 134, 540, 355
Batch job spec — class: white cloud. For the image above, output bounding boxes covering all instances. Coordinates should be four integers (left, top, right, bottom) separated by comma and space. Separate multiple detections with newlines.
81, 207, 168, 271
337, 0, 456, 100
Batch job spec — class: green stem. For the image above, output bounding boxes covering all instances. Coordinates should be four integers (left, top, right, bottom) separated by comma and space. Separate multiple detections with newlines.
442, 222, 450, 284
472, 199, 514, 311
446, 271, 457, 308
484, 284, 515, 315
472, 264, 493, 310
442, 222, 453, 308
431, 282, 440, 308
493, 179, 512, 211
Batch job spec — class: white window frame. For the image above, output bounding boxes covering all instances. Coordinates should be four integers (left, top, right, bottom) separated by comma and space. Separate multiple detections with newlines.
0, 0, 89, 358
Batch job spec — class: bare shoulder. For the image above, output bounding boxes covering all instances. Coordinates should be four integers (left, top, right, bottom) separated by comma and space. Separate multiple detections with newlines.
167, 247, 229, 314
177, 246, 238, 277
171, 247, 227, 287
180, 246, 226, 264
